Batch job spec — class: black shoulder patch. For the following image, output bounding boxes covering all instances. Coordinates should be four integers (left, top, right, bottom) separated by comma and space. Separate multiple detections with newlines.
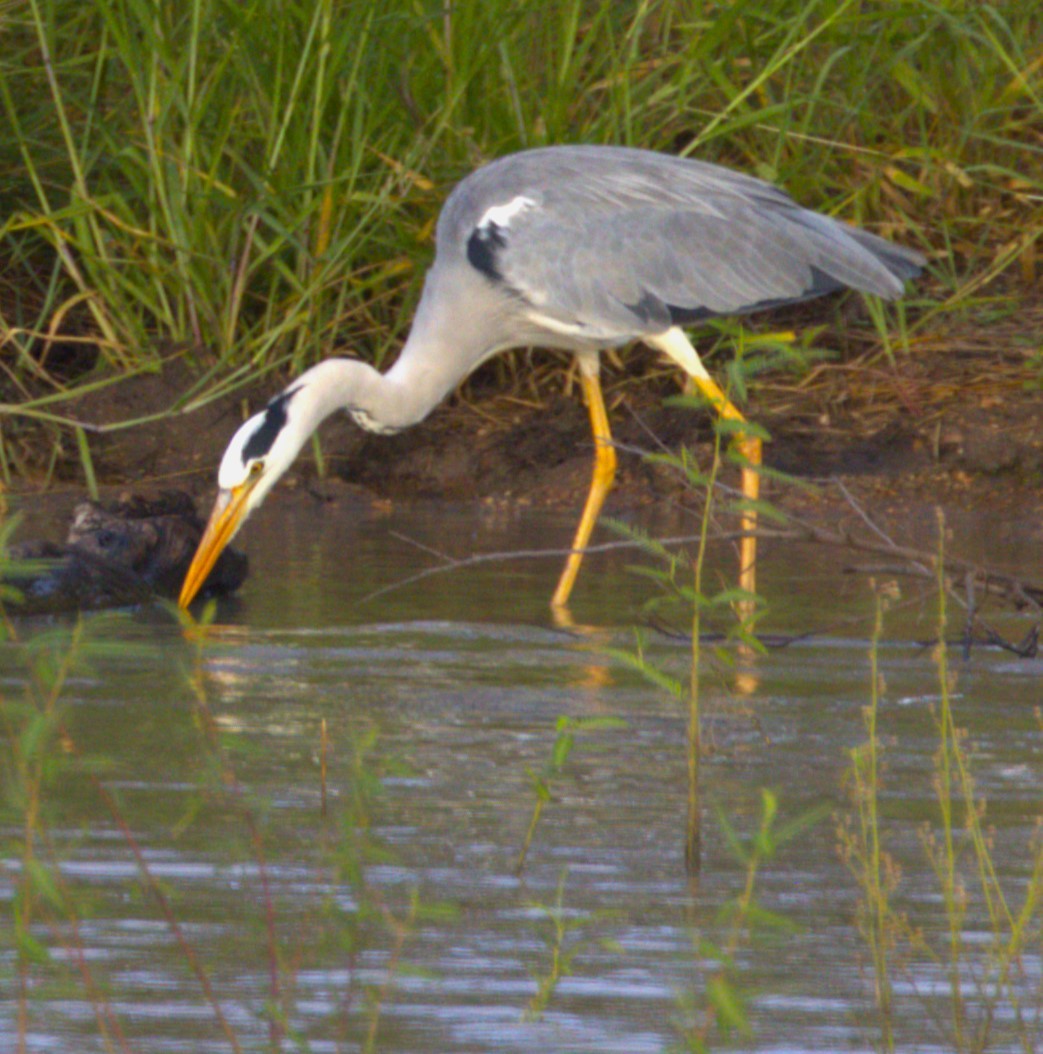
466, 222, 507, 282
241, 386, 300, 463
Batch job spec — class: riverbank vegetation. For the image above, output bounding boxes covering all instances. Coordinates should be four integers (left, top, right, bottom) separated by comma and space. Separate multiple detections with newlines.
1, 0, 1039, 451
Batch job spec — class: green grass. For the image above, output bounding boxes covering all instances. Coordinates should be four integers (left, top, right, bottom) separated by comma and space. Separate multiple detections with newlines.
0, 0, 1039, 404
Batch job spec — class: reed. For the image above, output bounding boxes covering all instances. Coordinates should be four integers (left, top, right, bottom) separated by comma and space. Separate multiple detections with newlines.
1, 0, 1038, 390
839, 517, 1043, 1052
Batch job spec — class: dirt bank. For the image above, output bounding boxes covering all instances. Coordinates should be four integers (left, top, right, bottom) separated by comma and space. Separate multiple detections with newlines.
7, 300, 1043, 552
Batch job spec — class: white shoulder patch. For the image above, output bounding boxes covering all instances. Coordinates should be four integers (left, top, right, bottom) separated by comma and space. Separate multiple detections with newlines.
477, 195, 538, 232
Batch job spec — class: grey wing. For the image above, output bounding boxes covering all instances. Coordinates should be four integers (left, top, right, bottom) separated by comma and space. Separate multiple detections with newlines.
477, 195, 923, 341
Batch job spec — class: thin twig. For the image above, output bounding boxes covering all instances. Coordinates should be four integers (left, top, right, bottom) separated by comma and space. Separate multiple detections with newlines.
356, 534, 707, 606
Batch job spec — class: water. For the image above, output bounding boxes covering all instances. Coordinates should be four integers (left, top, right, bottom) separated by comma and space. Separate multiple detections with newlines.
2, 499, 1041, 1053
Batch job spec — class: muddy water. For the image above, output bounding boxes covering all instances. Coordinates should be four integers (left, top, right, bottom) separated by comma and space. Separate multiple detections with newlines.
2, 499, 1041, 1053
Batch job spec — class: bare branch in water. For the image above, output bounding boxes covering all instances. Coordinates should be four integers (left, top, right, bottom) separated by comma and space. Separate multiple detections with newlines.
360, 474, 1042, 655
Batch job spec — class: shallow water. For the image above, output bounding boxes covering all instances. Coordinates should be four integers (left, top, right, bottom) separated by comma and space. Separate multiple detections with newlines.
2, 499, 1041, 1053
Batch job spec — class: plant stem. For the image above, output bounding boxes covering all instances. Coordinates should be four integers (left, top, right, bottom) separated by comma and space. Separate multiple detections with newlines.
687, 435, 722, 874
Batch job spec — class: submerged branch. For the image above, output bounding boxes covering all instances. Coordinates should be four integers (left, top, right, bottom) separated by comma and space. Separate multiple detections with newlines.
768, 482, 1043, 619
364, 480, 1042, 656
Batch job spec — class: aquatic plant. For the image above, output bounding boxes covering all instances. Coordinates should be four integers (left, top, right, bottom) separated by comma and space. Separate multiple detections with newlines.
0, 589, 437, 1052
604, 382, 773, 871
606, 381, 1043, 1049
670, 789, 827, 1053
181, 615, 447, 1051
0, 613, 186, 1053
839, 515, 1043, 1053
514, 713, 629, 874
523, 869, 624, 1022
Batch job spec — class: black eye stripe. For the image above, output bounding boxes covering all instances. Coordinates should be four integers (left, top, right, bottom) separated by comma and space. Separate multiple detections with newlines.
241, 386, 301, 463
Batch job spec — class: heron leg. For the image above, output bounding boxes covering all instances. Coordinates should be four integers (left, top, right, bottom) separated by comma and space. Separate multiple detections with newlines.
551, 354, 617, 610
648, 328, 761, 606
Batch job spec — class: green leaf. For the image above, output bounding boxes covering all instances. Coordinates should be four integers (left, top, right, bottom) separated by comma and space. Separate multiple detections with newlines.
707, 975, 751, 1037
890, 58, 938, 114
759, 788, 778, 830
773, 801, 833, 847
713, 806, 749, 866
16, 930, 52, 966
27, 860, 65, 912
551, 733, 574, 770
744, 904, 802, 934
20, 712, 56, 764
570, 716, 629, 733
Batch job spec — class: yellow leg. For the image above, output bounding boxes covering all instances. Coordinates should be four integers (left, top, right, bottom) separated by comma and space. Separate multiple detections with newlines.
551, 355, 617, 611
648, 328, 761, 609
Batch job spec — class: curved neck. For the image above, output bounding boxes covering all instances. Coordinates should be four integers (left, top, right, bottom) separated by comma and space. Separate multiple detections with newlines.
291, 349, 461, 438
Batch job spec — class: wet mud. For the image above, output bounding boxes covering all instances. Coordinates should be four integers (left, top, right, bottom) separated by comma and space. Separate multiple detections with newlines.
7, 314, 1043, 559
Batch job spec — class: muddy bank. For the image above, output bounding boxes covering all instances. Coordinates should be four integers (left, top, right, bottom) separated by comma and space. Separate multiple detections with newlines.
7, 313, 1043, 553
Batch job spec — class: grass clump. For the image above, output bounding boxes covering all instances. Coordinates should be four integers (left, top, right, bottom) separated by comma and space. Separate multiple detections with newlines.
0, 0, 1037, 401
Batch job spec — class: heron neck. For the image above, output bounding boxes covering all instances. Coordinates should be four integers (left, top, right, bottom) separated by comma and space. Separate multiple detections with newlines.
292, 347, 463, 437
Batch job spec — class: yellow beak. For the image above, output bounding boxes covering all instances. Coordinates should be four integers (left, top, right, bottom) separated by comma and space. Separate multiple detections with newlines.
178, 482, 256, 608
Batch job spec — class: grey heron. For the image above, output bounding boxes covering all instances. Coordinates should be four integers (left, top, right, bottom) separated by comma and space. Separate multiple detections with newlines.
178, 144, 924, 611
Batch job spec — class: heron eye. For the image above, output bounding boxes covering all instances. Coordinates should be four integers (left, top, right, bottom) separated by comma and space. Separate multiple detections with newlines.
249, 460, 265, 479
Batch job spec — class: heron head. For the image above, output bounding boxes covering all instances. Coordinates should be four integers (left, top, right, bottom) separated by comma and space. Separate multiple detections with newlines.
178, 387, 304, 608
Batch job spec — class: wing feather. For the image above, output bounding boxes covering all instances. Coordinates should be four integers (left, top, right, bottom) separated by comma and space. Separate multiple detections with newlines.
439, 146, 924, 342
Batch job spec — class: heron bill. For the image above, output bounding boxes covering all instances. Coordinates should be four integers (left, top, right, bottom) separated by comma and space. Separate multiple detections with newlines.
178, 482, 256, 608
